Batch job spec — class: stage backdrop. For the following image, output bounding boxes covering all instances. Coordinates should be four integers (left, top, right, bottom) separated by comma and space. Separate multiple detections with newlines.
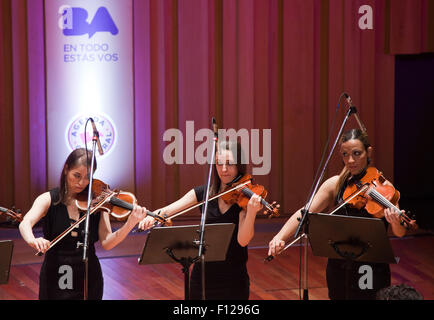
45, 0, 134, 191
1, 0, 433, 220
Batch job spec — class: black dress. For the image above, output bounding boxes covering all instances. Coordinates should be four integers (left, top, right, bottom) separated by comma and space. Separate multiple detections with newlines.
326, 174, 391, 300
38, 188, 103, 300
189, 185, 250, 300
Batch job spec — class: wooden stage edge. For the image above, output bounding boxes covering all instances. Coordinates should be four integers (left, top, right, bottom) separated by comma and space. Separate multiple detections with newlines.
1, 217, 433, 300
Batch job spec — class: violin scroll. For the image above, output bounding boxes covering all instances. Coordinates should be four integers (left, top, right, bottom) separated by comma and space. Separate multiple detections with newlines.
264, 201, 280, 219
0, 206, 23, 223
396, 210, 418, 231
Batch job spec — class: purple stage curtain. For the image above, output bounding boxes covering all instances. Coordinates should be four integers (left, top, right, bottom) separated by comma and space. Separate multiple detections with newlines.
1, 0, 433, 219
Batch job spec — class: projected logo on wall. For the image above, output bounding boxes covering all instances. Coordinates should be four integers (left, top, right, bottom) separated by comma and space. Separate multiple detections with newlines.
59, 6, 118, 38
59, 5, 119, 63
66, 114, 116, 157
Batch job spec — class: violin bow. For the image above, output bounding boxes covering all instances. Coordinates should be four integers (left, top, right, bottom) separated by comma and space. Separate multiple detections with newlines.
264, 185, 369, 263
131, 181, 252, 234
37, 189, 167, 256
35, 189, 119, 256
168, 180, 251, 220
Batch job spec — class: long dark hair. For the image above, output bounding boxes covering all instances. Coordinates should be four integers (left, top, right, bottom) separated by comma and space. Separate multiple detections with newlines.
56, 148, 96, 205
335, 129, 371, 196
210, 139, 247, 196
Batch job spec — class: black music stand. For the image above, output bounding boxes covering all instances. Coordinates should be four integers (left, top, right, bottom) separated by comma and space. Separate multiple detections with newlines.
307, 213, 396, 299
138, 223, 235, 300
0, 240, 14, 284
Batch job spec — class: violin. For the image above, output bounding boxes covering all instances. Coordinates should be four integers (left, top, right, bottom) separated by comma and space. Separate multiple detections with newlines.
220, 174, 280, 218
0, 206, 23, 223
263, 167, 417, 264
135, 174, 280, 231
342, 167, 417, 230
74, 179, 169, 224
35, 179, 170, 256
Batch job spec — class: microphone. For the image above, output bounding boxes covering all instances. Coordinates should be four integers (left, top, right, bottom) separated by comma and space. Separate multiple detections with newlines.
343, 93, 367, 134
212, 117, 218, 138
89, 118, 104, 155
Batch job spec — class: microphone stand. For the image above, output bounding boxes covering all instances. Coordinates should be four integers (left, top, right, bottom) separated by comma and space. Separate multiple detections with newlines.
80, 125, 99, 300
197, 117, 218, 300
294, 93, 359, 300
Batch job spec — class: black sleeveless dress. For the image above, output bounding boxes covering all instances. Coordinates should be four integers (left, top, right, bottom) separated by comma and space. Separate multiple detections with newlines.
38, 188, 103, 300
189, 185, 250, 300
326, 173, 391, 300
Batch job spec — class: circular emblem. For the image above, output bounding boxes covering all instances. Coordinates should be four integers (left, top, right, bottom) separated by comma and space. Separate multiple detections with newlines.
66, 113, 116, 157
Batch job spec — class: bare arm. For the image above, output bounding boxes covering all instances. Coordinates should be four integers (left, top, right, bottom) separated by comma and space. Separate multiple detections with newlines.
238, 194, 263, 247
99, 205, 148, 250
268, 176, 339, 256
138, 189, 198, 230
18, 192, 52, 253
382, 180, 407, 238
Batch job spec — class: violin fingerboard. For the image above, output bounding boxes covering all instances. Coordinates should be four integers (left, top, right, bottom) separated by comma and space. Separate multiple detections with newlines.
240, 188, 255, 198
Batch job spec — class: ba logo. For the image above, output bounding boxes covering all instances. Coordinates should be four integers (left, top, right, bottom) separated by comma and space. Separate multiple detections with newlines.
58, 6, 118, 38
66, 114, 116, 157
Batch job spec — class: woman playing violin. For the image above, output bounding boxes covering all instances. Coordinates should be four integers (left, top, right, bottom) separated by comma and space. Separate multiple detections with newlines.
138, 140, 263, 300
268, 129, 407, 300
19, 148, 148, 300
